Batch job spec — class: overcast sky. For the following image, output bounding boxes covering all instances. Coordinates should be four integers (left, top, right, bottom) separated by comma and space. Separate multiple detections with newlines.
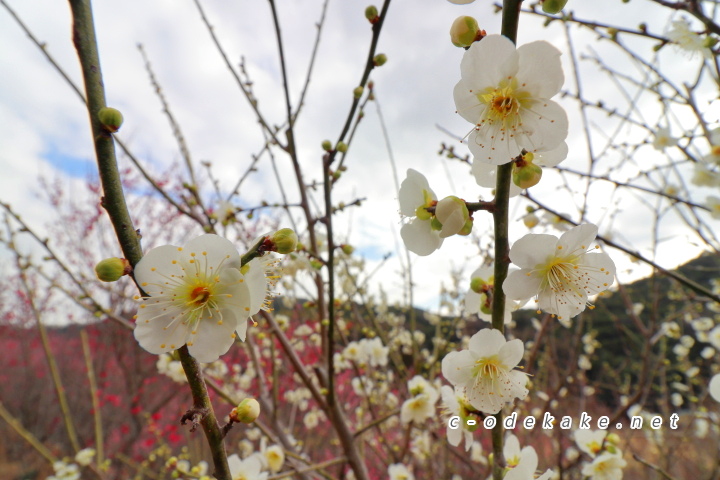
2, 0, 719, 313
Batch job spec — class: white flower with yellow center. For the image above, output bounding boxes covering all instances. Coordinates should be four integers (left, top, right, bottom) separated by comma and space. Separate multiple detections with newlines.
227, 454, 268, 480
574, 429, 607, 458
441, 385, 475, 451
454, 34, 568, 165
503, 224, 616, 322
581, 452, 626, 480
388, 463, 415, 480
401, 375, 440, 424
441, 328, 528, 414
503, 435, 554, 480
133, 234, 265, 363
652, 127, 678, 151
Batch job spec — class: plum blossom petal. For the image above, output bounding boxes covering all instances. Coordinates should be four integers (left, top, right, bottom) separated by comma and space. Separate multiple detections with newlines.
398, 169, 444, 255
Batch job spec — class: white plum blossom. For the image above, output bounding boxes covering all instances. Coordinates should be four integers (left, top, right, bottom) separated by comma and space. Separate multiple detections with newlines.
133, 234, 267, 363
652, 127, 678, 151
667, 18, 710, 56
574, 429, 607, 458
581, 452, 626, 480
503, 224, 616, 322
473, 142, 568, 196
692, 163, 720, 187
362, 337, 390, 367
709, 374, 720, 402
74, 448, 96, 467
401, 375, 440, 424
263, 444, 285, 473
454, 34, 568, 165
503, 435, 553, 480
388, 463, 415, 480
227, 454, 268, 480
441, 328, 528, 414
465, 265, 526, 323
706, 196, 720, 219
48, 461, 80, 480
708, 325, 720, 350
398, 169, 443, 255
440, 385, 474, 451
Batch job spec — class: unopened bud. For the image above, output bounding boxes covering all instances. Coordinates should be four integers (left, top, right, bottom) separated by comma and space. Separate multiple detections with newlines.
523, 212, 540, 228
230, 398, 260, 424
321, 140, 332, 151
703, 36, 718, 49
341, 244, 354, 255
606, 433, 621, 445
365, 5, 379, 24
373, 54, 387, 66
95, 257, 130, 282
541, 0, 569, 14
450, 16, 481, 48
458, 218, 473, 236
271, 228, 298, 254
353, 86, 364, 99
470, 277, 487, 294
435, 196, 470, 238
512, 155, 543, 189
336, 142, 348, 153
98, 107, 123, 133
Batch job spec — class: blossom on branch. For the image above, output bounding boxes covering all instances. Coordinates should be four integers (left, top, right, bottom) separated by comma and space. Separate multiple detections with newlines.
398, 169, 443, 255
454, 34, 568, 165
133, 234, 267, 363
441, 328, 528, 414
503, 224, 616, 323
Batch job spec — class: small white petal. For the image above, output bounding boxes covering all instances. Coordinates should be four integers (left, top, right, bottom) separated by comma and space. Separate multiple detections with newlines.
468, 328, 505, 356
709, 374, 720, 402
401, 218, 443, 256
441, 350, 476, 386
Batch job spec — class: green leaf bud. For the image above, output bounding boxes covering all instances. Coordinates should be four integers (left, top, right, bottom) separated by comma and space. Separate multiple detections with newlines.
341, 244, 354, 255
373, 54, 387, 67
95, 257, 130, 282
321, 140, 333, 151
98, 107, 123, 133
541, 0, 569, 14
353, 86, 364, 99
450, 16, 481, 48
336, 142, 348, 153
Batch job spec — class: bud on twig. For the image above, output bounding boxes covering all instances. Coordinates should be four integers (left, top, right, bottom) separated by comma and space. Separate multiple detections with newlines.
98, 107, 123, 133
229, 398, 260, 424
365, 5, 379, 24
95, 257, 131, 282
541, 0, 569, 14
